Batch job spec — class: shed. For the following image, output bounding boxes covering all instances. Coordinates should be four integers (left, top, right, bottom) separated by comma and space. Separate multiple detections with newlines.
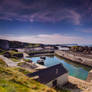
27, 63, 68, 88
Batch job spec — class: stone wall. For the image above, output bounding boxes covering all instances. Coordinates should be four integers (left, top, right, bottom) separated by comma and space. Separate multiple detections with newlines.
68, 76, 92, 92
55, 50, 92, 67
86, 70, 92, 82
46, 73, 68, 88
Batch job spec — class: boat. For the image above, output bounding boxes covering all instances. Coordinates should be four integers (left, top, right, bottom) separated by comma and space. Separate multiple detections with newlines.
40, 56, 46, 60
37, 59, 44, 65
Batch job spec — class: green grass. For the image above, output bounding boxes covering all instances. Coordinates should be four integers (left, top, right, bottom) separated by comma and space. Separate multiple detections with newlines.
0, 58, 56, 92
24, 59, 32, 62
14, 67, 31, 74
0, 49, 7, 55
0, 59, 7, 67
17, 62, 26, 66
8, 50, 23, 55
10, 58, 19, 62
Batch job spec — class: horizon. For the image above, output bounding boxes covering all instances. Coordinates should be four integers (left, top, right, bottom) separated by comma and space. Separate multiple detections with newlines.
0, 0, 92, 44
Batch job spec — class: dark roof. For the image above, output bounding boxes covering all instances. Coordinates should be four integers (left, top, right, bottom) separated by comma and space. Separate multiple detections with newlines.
27, 63, 68, 84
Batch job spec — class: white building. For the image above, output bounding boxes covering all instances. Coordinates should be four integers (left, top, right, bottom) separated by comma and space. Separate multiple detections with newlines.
44, 46, 54, 50
27, 64, 68, 88
25, 47, 43, 52
57, 46, 69, 51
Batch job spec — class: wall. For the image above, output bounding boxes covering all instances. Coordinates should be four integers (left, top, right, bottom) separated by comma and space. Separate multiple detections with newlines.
69, 76, 92, 92
46, 73, 68, 88
55, 50, 92, 67
86, 70, 92, 82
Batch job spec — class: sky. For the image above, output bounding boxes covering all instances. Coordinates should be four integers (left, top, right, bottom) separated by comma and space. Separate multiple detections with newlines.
0, 0, 92, 44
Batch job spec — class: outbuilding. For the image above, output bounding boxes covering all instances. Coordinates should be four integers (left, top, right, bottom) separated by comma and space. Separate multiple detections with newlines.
27, 63, 68, 88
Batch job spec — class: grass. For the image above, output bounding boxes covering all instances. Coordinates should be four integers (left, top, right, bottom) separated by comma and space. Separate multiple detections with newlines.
0, 49, 6, 55
17, 62, 26, 66
8, 50, 23, 55
24, 59, 32, 63
0, 58, 56, 92
10, 58, 19, 62
56, 88, 71, 92
0, 59, 7, 67
14, 67, 31, 74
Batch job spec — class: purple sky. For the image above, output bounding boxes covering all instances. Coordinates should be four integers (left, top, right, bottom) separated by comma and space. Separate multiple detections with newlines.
0, 0, 92, 44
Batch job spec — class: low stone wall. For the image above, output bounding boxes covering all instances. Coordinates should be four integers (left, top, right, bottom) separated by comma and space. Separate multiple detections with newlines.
55, 50, 92, 67
68, 76, 92, 92
86, 70, 92, 82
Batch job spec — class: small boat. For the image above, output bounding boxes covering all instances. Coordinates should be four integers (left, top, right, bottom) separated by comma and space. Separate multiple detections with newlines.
40, 56, 46, 60
37, 60, 44, 65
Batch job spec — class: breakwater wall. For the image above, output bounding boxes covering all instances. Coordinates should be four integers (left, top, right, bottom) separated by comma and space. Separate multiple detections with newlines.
55, 50, 92, 67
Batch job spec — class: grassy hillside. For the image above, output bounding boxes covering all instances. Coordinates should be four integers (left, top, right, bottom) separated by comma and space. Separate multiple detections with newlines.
0, 58, 55, 92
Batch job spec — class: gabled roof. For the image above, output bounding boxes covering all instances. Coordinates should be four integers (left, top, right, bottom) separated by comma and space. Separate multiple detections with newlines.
27, 63, 68, 84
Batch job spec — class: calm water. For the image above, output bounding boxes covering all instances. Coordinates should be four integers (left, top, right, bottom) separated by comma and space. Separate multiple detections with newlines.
26, 55, 91, 80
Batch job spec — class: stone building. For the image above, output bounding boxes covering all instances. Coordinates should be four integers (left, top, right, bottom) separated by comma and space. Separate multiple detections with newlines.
0, 39, 9, 49
27, 63, 68, 88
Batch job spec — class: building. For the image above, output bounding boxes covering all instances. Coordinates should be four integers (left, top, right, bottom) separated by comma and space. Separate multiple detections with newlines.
44, 46, 54, 50
57, 46, 69, 51
27, 63, 68, 88
25, 47, 43, 52
0, 39, 9, 49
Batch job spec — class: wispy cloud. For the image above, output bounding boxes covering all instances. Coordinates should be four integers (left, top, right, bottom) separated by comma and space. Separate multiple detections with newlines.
0, 0, 82, 25
0, 34, 91, 44
81, 29, 92, 33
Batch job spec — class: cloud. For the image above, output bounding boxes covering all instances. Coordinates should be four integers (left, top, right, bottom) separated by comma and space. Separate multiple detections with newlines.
1, 0, 92, 25
81, 29, 92, 33
0, 34, 91, 44
0, 0, 81, 25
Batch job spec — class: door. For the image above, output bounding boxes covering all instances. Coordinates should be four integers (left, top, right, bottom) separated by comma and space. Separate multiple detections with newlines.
52, 80, 57, 87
